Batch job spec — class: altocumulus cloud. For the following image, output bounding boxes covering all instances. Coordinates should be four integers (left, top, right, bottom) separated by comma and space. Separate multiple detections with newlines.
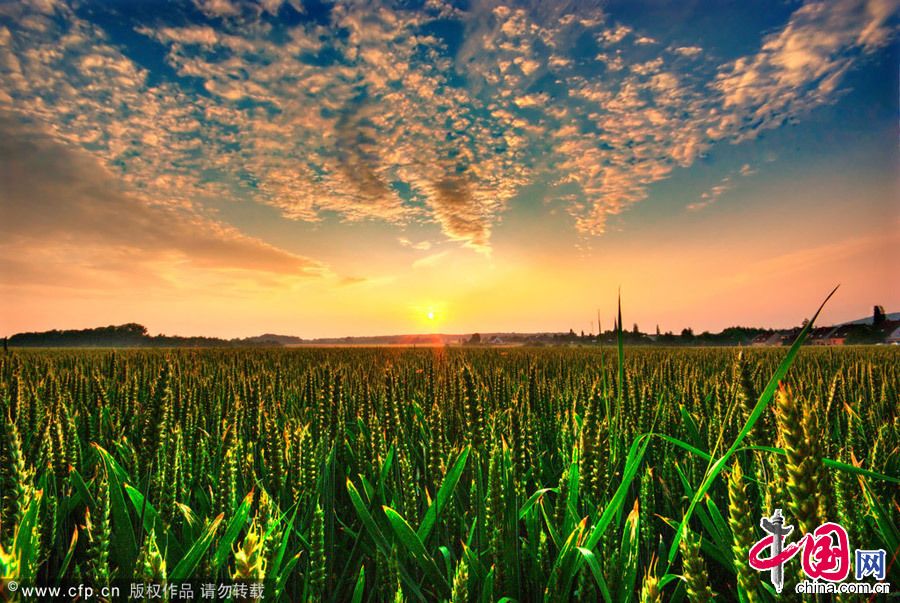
0, 0, 895, 251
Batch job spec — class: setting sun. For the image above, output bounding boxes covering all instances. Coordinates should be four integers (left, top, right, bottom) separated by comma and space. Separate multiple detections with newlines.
411, 302, 447, 329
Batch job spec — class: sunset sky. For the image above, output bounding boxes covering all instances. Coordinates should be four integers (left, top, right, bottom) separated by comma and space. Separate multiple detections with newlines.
1, 0, 898, 338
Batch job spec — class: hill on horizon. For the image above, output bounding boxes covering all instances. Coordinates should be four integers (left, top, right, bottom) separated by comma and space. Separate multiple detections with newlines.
841, 312, 900, 325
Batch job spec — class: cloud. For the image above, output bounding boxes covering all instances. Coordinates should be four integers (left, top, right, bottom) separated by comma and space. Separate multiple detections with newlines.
687, 176, 733, 212
398, 237, 432, 251
193, 0, 241, 18
0, 118, 326, 288
687, 163, 757, 211
550, 0, 895, 232
711, 0, 895, 142
0, 0, 894, 251
412, 250, 450, 269
673, 46, 703, 57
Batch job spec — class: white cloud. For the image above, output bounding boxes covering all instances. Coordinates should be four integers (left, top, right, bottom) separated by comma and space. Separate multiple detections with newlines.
398, 237, 433, 251
713, 0, 895, 142
673, 45, 703, 57
412, 250, 450, 269
0, 0, 893, 250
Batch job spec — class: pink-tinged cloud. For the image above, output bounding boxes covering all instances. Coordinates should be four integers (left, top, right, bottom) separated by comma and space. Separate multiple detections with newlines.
0, 118, 327, 284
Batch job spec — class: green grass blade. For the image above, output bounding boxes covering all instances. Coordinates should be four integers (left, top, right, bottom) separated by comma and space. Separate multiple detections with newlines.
823, 458, 900, 485
418, 446, 469, 542
585, 433, 651, 549
124, 483, 183, 561
274, 552, 302, 599
563, 455, 580, 537
56, 527, 78, 582
68, 466, 96, 511
269, 504, 298, 582
168, 513, 224, 581
13, 487, 43, 582
742, 445, 900, 484
704, 496, 732, 567
351, 565, 366, 603
653, 433, 711, 461
93, 443, 138, 573
211, 489, 254, 572
577, 547, 613, 603
617, 499, 640, 603
346, 478, 390, 554
518, 488, 557, 520
678, 406, 703, 450
480, 566, 495, 603
858, 475, 899, 569
383, 505, 449, 594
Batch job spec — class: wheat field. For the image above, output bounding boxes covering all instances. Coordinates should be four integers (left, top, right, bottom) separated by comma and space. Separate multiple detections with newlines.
0, 343, 897, 601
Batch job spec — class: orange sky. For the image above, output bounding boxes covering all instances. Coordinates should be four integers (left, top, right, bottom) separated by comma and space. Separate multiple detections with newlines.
1, 0, 898, 339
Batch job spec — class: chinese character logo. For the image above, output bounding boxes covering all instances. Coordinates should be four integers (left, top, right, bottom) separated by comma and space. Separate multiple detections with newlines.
748, 509, 795, 593
799, 523, 850, 581
855, 549, 886, 581
748, 510, 852, 591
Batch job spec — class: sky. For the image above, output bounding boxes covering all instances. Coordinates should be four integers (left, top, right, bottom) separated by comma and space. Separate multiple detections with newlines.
0, 0, 898, 339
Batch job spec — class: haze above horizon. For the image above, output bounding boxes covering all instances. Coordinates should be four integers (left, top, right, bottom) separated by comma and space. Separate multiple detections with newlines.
1, 0, 897, 339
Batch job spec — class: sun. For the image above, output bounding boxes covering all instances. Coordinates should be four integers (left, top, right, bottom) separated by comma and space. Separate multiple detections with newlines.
414, 303, 446, 328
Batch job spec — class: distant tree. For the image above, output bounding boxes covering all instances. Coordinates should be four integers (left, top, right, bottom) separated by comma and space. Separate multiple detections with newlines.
633, 323, 639, 335
681, 327, 694, 339
658, 330, 677, 344
656, 324, 661, 336
874, 305, 886, 325
468, 333, 481, 345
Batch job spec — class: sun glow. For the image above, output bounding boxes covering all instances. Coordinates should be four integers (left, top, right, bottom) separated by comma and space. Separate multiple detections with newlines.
412, 302, 446, 330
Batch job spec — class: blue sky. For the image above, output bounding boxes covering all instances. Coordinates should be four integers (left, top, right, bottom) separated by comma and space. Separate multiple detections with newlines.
0, 0, 897, 337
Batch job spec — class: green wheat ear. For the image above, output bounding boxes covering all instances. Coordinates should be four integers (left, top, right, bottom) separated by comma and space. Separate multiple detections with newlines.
728, 459, 761, 603
85, 469, 111, 586
0, 540, 18, 580
308, 502, 326, 602
1, 415, 31, 549
731, 351, 759, 442
137, 528, 166, 583
232, 522, 266, 581
775, 387, 826, 535
640, 555, 662, 603
679, 525, 715, 603
451, 555, 469, 603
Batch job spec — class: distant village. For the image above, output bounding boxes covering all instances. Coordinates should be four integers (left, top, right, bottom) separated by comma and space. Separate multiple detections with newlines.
465, 306, 900, 347
748, 306, 899, 347
5, 306, 899, 348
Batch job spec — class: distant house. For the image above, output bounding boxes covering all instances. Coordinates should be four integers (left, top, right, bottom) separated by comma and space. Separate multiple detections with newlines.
777, 328, 803, 346
751, 332, 781, 346
826, 324, 867, 345
808, 326, 838, 345
872, 319, 900, 341
887, 326, 900, 345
